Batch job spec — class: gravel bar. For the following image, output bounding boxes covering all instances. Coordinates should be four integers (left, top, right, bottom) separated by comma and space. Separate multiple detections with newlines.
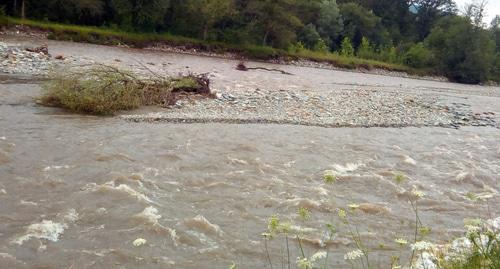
1, 40, 498, 129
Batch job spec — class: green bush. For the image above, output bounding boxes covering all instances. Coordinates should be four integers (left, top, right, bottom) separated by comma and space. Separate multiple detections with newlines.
357, 37, 374, 59
403, 42, 433, 68
340, 37, 354, 57
288, 42, 305, 53
312, 38, 329, 54
378, 46, 399, 64
241, 45, 282, 60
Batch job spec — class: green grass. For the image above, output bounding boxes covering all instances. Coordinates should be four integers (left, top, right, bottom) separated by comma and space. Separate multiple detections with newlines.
1, 17, 434, 75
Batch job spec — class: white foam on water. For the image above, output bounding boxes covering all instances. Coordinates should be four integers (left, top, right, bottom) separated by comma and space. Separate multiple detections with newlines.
135, 206, 162, 225
331, 162, 363, 176
184, 215, 224, 237
12, 220, 67, 245
227, 156, 248, 165
0, 189, 6, 195
313, 186, 329, 196
0, 136, 6, 140
88, 181, 153, 203
185, 230, 219, 253
20, 200, 38, 206
64, 209, 79, 223
403, 155, 417, 165
43, 165, 72, 172
455, 171, 470, 181
285, 197, 323, 210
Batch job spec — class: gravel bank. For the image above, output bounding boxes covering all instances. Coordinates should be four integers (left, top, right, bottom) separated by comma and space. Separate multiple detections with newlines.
1, 39, 499, 129
122, 88, 497, 128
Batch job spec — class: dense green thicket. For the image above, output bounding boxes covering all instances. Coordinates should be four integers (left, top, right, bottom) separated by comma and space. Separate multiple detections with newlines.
0, 0, 499, 83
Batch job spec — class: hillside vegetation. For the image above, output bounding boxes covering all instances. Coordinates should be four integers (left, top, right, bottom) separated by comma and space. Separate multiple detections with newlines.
0, 0, 499, 83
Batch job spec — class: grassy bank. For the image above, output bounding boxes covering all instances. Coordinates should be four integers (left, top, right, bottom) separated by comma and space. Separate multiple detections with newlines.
1, 17, 423, 75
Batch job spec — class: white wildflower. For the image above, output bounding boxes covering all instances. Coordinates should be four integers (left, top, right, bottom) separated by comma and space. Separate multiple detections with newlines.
465, 225, 481, 237
310, 251, 327, 262
411, 187, 425, 198
395, 238, 408, 245
296, 257, 312, 269
348, 203, 360, 210
133, 238, 147, 247
344, 249, 364, 260
411, 241, 435, 251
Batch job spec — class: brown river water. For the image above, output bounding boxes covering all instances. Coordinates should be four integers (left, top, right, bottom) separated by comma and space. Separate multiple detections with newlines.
1, 38, 500, 269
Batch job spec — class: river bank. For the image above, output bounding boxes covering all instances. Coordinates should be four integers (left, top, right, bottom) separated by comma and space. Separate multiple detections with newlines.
2, 35, 500, 129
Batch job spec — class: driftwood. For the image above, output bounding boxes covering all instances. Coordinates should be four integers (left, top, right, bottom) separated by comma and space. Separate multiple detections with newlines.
26, 44, 49, 55
236, 62, 293, 75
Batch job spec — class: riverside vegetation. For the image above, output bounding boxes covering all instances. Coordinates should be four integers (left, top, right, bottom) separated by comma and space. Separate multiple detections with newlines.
39, 65, 212, 115
253, 172, 499, 269
1, 0, 499, 83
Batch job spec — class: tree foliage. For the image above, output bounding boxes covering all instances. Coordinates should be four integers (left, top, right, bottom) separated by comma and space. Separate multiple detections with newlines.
425, 15, 496, 83
1, 0, 499, 83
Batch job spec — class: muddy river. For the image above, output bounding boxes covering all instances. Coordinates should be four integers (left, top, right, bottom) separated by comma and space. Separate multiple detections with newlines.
0, 75, 498, 268
1, 36, 500, 268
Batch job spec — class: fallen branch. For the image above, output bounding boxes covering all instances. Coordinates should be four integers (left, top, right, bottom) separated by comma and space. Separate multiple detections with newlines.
236, 62, 293, 75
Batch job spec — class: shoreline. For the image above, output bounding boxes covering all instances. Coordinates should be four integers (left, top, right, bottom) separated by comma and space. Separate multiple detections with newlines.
0, 22, 448, 82
1, 36, 499, 130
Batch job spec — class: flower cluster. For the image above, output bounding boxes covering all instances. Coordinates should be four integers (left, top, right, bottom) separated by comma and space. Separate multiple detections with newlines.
411, 187, 425, 199
395, 238, 408, 246
411, 241, 435, 251
344, 249, 364, 260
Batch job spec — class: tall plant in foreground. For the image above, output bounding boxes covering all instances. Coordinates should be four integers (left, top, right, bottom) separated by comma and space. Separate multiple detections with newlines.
257, 171, 498, 269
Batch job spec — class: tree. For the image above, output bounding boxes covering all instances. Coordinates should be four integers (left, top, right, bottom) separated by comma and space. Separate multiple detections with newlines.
346, 0, 414, 43
339, 3, 390, 48
111, 0, 170, 30
298, 23, 321, 49
185, 0, 233, 40
491, 15, 500, 52
426, 15, 496, 83
316, 0, 343, 48
357, 37, 374, 59
245, 0, 302, 48
340, 37, 354, 57
463, 0, 488, 28
408, 0, 457, 39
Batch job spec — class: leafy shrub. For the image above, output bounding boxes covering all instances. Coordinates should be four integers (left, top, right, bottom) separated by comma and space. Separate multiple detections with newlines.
242, 45, 282, 60
357, 37, 374, 59
312, 38, 329, 54
340, 37, 354, 57
403, 42, 433, 68
288, 42, 305, 53
378, 46, 399, 64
